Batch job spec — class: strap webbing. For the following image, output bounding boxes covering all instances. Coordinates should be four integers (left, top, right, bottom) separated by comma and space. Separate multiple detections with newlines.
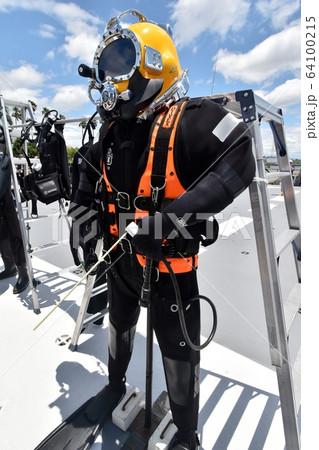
150, 99, 187, 210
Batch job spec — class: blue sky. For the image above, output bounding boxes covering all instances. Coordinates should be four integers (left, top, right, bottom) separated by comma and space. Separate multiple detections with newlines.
0, 0, 301, 157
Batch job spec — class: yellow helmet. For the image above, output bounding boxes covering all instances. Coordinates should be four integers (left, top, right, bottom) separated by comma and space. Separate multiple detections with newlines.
79, 10, 189, 119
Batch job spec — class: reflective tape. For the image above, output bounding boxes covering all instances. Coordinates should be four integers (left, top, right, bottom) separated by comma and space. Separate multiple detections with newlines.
212, 113, 240, 142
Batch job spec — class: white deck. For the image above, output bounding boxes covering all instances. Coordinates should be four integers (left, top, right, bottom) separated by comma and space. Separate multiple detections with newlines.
0, 185, 301, 449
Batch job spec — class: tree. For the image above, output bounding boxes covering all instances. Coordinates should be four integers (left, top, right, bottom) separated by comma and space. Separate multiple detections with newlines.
79, 120, 87, 136
41, 107, 50, 116
67, 146, 78, 163
5, 106, 13, 125
12, 138, 37, 158
12, 106, 22, 124
28, 100, 37, 113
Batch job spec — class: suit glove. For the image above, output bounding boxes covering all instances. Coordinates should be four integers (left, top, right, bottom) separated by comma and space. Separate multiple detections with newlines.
131, 213, 177, 261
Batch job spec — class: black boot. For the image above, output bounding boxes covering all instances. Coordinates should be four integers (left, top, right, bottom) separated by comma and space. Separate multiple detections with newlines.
168, 432, 200, 450
0, 236, 18, 280
84, 383, 126, 423
13, 264, 29, 294
0, 265, 18, 280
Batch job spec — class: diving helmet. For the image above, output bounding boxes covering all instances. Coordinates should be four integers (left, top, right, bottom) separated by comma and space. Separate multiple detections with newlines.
78, 9, 189, 119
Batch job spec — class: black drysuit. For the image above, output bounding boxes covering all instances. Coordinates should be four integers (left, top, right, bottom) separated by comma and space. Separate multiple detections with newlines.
73, 97, 256, 436
0, 185, 26, 270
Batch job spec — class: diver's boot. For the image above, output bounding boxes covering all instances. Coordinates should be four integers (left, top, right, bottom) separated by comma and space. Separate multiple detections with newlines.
0, 239, 18, 280
84, 383, 126, 423
13, 264, 29, 294
168, 432, 200, 450
0, 264, 18, 280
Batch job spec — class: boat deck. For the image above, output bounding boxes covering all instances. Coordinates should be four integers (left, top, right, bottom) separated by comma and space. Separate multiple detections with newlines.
0, 185, 301, 449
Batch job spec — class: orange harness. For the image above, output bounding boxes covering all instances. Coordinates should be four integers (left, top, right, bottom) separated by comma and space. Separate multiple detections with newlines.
102, 100, 198, 274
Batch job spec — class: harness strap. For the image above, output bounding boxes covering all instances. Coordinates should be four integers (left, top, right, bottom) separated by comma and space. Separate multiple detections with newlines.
150, 100, 187, 209
101, 100, 199, 274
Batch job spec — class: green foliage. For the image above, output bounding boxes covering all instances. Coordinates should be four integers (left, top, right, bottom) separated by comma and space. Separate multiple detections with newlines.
41, 107, 50, 116
12, 106, 22, 123
28, 100, 37, 112
27, 141, 38, 158
5, 107, 13, 125
12, 138, 38, 158
67, 146, 79, 163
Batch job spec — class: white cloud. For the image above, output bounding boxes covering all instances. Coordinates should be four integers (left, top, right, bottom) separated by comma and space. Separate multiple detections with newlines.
38, 23, 56, 39
261, 78, 301, 107
0, 0, 100, 26
170, 0, 250, 48
0, 87, 44, 105
260, 123, 300, 159
50, 84, 90, 112
0, 64, 46, 89
256, 0, 300, 30
63, 122, 93, 148
62, 32, 100, 65
284, 125, 301, 159
194, 78, 205, 85
216, 23, 300, 84
0, 0, 102, 62
46, 50, 55, 60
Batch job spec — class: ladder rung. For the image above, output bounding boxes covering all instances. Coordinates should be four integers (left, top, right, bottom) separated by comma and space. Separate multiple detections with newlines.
82, 308, 108, 327
266, 171, 290, 182
91, 282, 108, 297
2, 98, 30, 108
275, 229, 300, 257
284, 283, 301, 336
23, 215, 49, 223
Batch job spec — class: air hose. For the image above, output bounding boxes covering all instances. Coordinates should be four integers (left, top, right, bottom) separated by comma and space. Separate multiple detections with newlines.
125, 221, 218, 351
160, 257, 217, 351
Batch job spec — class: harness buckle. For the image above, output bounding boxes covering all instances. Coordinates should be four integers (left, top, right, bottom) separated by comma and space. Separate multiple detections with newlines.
151, 187, 159, 205
150, 179, 166, 207
103, 251, 112, 265
143, 264, 159, 282
134, 195, 148, 211
116, 191, 130, 210
120, 237, 133, 254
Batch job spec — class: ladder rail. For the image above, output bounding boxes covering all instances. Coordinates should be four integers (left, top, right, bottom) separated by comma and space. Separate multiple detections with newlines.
68, 239, 108, 351
248, 129, 287, 367
248, 96, 301, 449
210, 90, 301, 449
269, 120, 301, 281
249, 173, 301, 450
0, 95, 86, 312
0, 95, 40, 313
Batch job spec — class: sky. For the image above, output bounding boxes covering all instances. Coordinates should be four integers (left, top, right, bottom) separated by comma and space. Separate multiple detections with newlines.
0, 0, 302, 158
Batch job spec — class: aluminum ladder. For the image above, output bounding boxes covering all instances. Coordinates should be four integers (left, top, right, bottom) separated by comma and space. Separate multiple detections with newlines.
210, 89, 301, 449
68, 238, 109, 351
0, 95, 41, 313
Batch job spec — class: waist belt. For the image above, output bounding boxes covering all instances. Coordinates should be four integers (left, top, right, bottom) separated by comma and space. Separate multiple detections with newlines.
137, 253, 198, 274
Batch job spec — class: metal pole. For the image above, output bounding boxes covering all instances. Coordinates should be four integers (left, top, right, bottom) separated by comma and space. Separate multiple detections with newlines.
139, 257, 154, 428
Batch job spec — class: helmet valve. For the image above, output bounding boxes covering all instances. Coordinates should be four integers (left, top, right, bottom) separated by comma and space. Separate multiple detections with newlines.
101, 82, 118, 110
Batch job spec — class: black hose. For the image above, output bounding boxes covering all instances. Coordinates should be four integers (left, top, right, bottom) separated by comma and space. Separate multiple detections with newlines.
161, 257, 217, 351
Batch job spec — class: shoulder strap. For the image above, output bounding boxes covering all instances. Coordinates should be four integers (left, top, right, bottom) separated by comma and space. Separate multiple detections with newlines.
150, 98, 188, 209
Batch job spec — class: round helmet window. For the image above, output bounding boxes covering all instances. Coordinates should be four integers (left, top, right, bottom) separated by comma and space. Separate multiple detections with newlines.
98, 38, 136, 81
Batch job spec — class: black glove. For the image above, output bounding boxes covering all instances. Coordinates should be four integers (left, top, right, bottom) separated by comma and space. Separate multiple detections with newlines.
83, 244, 100, 275
69, 220, 82, 266
131, 213, 177, 261
68, 202, 99, 268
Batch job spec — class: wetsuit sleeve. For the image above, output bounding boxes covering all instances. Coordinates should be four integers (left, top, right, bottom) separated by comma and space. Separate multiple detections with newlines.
161, 98, 256, 232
